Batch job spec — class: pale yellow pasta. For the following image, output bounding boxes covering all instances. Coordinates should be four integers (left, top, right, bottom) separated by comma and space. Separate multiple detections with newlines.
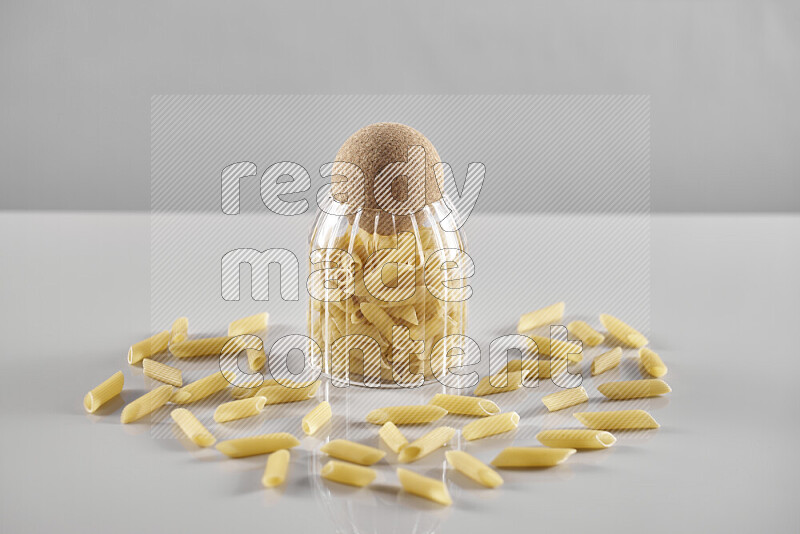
527, 336, 583, 362
170, 408, 216, 447
429, 393, 499, 417
474, 370, 529, 396
170, 317, 188, 345
491, 447, 576, 468
216, 433, 300, 458
365, 405, 447, 425
462, 412, 520, 441
500, 358, 569, 379
262, 449, 290, 488
379, 422, 409, 453
321, 460, 376, 487
599, 314, 649, 348
256, 380, 321, 405
591, 347, 622, 376
445, 450, 504, 488
213, 396, 267, 423
83, 371, 124, 413
246, 348, 267, 372
517, 302, 565, 333
396, 468, 452, 506
567, 320, 605, 347
597, 379, 671, 400
320, 439, 386, 466
120, 384, 172, 424
541, 386, 588, 412
302, 401, 332, 435
639, 347, 668, 377
171, 371, 235, 404
399, 427, 456, 463
536, 429, 616, 449
169, 336, 249, 359
127, 331, 170, 365
228, 312, 269, 336
573, 409, 660, 430
230, 379, 274, 399
142, 358, 182, 387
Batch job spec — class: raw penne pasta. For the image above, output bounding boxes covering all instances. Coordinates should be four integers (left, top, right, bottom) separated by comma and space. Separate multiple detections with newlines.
379, 422, 409, 453
517, 302, 565, 333
230, 379, 272, 399
170, 408, 216, 447
256, 380, 321, 405
527, 336, 583, 362
396, 468, 452, 506
567, 320, 605, 346
491, 447, 576, 468
302, 401, 332, 435
170, 317, 188, 344
474, 370, 529, 396
399, 427, 456, 463
171, 371, 235, 404
321, 460, 376, 487
169, 336, 240, 359
228, 312, 269, 336
591, 347, 622, 376
142, 358, 183, 387
365, 405, 447, 425
216, 433, 301, 458
262, 449, 290, 488
599, 314, 649, 348
536, 429, 616, 449
445, 450, 504, 488
429, 393, 500, 417
213, 396, 267, 423
84, 371, 124, 413
639, 347, 668, 377
320, 439, 386, 466
246, 348, 267, 371
573, 409, 660, 430
127, 331, 170, 365
541, 386, 588, 412
120, 384, 172, 424
462, 412, 520, 441
597, 379, 672, 400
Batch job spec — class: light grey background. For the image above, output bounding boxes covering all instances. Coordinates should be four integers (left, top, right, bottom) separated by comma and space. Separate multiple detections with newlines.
1, 0, 798, 213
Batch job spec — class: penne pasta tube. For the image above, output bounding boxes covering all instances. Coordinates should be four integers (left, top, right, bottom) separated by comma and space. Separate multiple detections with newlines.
230, 379, 273, 399
365, 405, 447, 425
142, 358, 183, 387
536, 429, 616, 449
573, 409, 660, 430
302, 401, 332, 435
517, 302, 565, 333
567, 320, 604, 347
445, 450, 504, 488
491, 447, 576, 468
429, 393, 500, 417
462, 412, 520, 441
169, 336, 241, 359
597, 379, 672, 400
639, 347, 668, 377
120, 384, 173, 424
591, 347, 622, 376
256, 380, 321, 405
84, 371, 124, 413
541, 386, 589, 412
474, 370, 529, 396
216, 433, 301, 458
396, 468, 452, 506
228, 312, 269, 336
170, 408, 216, 447
213, 396, 267, 423
171, 371, 235, 404
399, 427, 456, 463
127, 331, 170, 365
527, 336, 583, 362
262, 449, 290, 488
170, 317, 188, 345
599, 314, 648, 348
379, 422, 409, 453
320, 439, 386, 466
321, 460, 376, 487
246, 348, 267, 372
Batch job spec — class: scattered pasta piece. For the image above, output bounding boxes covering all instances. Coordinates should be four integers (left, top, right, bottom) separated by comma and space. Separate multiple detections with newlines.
84, 371, 124, 413
597, 379, 671, 400
213, 396, 267, 423
379, 422, 408, 453
639, 347, 668, 377
573, 409, 660, 430
170, 317, 188, 345
262, 450, 290, 488
321, 460, 376, 487
230, 379, 274, 400
599, 314, 648, 348
396, 468, 452, 506
365, 405, 447, 425
567, 320, 605, 347
228, 312, 269, 336
517, 302, 565, 333
169, 336, 243, 359
428, 393, 499, 416
399, 427, 456, 463
527, 336, 583, 362
216, 433, 300, 458
591, 347, 622, 376
320, 439, 386, 466
170, 408, 216, 447
491, 447, 576, 468
127, 331, 170, 365
302, 401, 332, 435
256, 381, 321, 405
462, 412, 520, 441
445, 451, 504, 488
474, 370, 529, 396
142, 358, 182, 387
171, 371, 235, 404
536, 429, 616, 449
541, 386, 588, 412
246, 348, 267, 372
120, 384, 172, 424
